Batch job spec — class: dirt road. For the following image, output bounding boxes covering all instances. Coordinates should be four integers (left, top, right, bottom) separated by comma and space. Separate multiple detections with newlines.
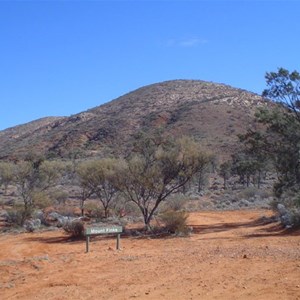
1, 210, 299, 300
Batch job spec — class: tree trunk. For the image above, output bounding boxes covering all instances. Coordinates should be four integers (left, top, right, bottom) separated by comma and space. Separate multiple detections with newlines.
104, 206, 109, 218
80, 199, 85, 217
223, 177, 227, 189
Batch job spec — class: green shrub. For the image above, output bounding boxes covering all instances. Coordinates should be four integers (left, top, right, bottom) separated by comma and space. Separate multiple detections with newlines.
160, 195, 187, 213
50, 190, 69, 205
32, 191, 53, 209
7, 205, 33, 226
160, 210, 189, 235
123, 201, 140, 217
63, 220, 84, 238
84, 202, 103, 220
238, 187, 257, 199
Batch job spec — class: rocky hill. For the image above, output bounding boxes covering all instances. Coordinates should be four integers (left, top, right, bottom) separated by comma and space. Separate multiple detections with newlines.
0, 80, 272, 160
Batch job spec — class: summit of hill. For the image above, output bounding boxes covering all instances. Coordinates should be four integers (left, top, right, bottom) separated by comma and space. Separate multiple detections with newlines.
0, 80, 271, 160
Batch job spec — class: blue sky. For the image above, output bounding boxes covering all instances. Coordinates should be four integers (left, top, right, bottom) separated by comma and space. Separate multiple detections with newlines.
0, 0, 299, 130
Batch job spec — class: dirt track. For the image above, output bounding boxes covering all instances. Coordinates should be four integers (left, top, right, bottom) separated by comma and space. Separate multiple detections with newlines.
1, 210, 300, 300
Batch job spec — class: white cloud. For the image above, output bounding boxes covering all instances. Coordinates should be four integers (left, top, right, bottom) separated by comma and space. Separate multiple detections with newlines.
179, 38, 207, 47
165, 37, 208, 48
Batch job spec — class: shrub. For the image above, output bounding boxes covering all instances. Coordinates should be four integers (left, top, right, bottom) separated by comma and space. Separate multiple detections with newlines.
7, 205, 33, 226
84, 202, 103, 220
50, 190, 69, 205
257, 189, 272, 199
238, 187, 257, 200
160, 210, 189, 235
63, 220, 84, 238
56, 205, 76, 217
32, 191, 53, 209
124, 201, 140, 216
291, 209, 300, 228
160, 195, 188, 213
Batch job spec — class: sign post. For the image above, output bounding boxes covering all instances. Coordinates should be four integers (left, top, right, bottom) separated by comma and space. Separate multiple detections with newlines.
84, 225, 123, 253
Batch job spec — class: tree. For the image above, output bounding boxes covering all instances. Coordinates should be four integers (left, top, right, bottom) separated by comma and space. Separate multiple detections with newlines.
76, 158, 122, 217
219, 161, 232, 189
0, 162, 14, 195
240, 68, 300, 226
231, 153, 256, 187
118, 132, 210, 229
262, 67, 300, 120
196, 153, 213, 193
256, 68, 300, 194
13, 158, 64, 214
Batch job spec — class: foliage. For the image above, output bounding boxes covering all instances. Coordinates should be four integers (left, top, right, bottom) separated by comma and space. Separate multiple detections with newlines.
84, 202, 104, 219
262, 67, 300, 119
12, 157, 65, 215
63, 220, 85, 238
195, 153, 213, 192
117, 132, 210, 229
0, 162, 14, 195
50, 189, 69, 205
76, 158, 123, 217
6, 205, 33, 227
219, 161, 232, 189
241, 67, 300, 227
160, 210, 189, 235
231, 151, 267, 188
160, 194, 188, 212
31, 191, 53, 209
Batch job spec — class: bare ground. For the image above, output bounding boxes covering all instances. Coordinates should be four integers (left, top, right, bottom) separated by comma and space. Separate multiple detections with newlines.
0, 209, 300, 300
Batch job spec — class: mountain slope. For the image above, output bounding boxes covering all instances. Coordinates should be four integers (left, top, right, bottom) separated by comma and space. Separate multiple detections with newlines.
0, 80, 271, 160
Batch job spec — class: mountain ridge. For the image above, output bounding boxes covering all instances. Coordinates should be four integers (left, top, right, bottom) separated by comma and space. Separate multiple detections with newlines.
0, 80, 272, 160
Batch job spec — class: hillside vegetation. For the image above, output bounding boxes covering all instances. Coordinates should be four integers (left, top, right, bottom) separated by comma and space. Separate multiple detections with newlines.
1, 71, 300, 232
0, 80, 271, 160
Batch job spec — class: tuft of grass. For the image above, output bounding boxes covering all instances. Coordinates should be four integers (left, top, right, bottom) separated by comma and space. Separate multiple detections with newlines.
160, 210, 189, 235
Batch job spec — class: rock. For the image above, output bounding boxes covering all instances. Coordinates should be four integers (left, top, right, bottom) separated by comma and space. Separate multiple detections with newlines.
24, 219, 41, 232
277, 203, 287, 215
47, 211, 61, 221
277, 204, 293, 227
44, 211, 76, 228
56, 216, 69, 227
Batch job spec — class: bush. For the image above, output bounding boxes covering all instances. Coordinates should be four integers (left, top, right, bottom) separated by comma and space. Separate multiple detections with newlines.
63, 220, 84, 238
32, 191, 53, 209
238, 187, 257, 199
276, 190, 300, 228
160, 195, 188, 213
50, 190, 69, 205
160, 210, 189, 235
123, 201, 140, 216
7, 205, 33, 226
55, 205, 76, 217
84, 202, 103, 220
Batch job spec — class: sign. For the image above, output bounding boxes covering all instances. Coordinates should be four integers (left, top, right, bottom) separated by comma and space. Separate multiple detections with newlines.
84, 225, 123, 253
85, 226, 123, 236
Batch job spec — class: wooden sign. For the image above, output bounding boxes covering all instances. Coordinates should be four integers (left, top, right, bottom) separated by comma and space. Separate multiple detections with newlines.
85, 226, 122, 235
84, 225, 123, 253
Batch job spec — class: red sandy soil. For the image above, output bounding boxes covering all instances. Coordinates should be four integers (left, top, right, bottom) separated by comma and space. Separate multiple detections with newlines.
0, 209, 300, 300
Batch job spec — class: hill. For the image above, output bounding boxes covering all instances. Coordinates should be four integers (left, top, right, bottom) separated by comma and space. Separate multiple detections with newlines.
0, 80, 271, 160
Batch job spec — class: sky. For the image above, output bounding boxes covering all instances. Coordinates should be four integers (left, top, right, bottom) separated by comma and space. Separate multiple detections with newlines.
0, 0, 299, 130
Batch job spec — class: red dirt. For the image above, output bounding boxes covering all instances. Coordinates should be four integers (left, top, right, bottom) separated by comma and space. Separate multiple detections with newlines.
1, 210, 300, 300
